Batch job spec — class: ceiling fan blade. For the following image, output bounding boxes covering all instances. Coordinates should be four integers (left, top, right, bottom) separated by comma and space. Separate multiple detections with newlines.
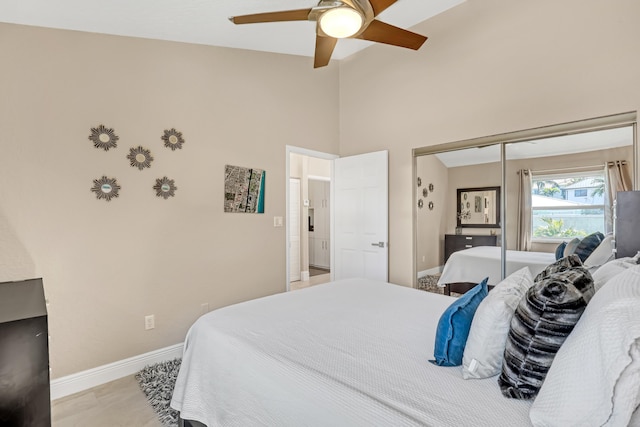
314, 35, 338, 68
230, 8, 312, 25
368, 0, 398, 16
357, 20, 427, 50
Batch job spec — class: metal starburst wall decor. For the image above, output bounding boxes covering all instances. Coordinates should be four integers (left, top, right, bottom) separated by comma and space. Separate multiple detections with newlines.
91, 176, 121, 201
127, 146, 154, 170
89, 124, 119, 151
161, 128, 185, 151
153, 177, 177, 199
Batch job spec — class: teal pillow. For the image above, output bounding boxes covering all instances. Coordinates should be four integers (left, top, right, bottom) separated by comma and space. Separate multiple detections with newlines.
555, 242, 567, 260
430, 278, 489, 366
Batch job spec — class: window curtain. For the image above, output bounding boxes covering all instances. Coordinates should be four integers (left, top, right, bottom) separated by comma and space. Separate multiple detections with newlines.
517, 169, 533, 251
604, 160, 632, 233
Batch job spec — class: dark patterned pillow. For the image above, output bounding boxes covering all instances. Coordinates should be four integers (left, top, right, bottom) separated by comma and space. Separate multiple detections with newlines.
534, 255, 595, 302
573, 232, 605, 262
499, 255, 594, 399
555, 242, 567, 260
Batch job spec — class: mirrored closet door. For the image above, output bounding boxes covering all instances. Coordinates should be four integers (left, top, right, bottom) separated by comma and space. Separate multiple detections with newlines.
415, 145, 501, 294
414, 112, 638, 291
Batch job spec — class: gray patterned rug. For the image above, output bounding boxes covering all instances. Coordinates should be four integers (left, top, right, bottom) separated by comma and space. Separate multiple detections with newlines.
136, 358, 181, 427
417, 274, 444, 294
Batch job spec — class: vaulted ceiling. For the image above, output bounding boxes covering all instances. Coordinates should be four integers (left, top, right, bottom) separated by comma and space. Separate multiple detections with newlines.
1, 0, 464, 60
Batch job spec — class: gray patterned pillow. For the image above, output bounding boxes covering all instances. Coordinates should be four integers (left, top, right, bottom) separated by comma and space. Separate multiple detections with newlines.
498, 255, 594, 399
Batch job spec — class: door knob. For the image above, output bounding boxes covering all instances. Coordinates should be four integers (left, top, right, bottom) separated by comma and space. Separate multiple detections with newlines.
371, 242, 385, 248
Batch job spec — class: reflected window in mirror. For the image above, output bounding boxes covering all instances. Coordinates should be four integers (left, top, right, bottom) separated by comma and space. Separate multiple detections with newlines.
530, 170, 606, 240
505, 125, 634, 252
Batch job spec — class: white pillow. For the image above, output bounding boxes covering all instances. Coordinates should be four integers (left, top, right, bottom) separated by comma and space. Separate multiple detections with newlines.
583, 235, 614, 269
461, 267, 533, 379
530, 264, 640, 427
592, 256, 638, 292
563, 237, 581, 257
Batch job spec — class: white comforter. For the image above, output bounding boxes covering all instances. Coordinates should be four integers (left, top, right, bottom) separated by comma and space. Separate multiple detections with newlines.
438, 246, 555, 286
171, 278, 532, 426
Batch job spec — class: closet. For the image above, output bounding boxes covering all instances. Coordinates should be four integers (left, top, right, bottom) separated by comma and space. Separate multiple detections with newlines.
309, 179, 330, 269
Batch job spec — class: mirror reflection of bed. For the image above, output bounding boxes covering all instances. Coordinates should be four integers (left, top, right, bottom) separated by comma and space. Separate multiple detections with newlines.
415, 115, 636, 294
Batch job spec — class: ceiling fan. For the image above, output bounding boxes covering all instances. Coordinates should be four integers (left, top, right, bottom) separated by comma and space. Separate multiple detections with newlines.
229, 0, 428, 68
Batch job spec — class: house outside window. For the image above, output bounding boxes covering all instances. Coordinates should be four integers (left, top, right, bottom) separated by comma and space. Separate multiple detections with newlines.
531, 170, 606, 241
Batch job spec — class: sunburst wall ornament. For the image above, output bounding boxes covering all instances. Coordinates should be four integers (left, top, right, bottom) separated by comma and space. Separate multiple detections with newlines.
153, 177, 177, 199
127, 146, 154, 170
89, 124, 119, 151
162, 128, 185, 151
91, 176, 121, 201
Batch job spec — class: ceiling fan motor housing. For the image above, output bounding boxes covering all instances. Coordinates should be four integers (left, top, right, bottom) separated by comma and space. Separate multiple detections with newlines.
310, 0, 374, 38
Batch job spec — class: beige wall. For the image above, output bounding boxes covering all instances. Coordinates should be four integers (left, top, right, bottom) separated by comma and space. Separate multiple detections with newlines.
0, 23, 339, 378
339, 0, 640, 286
2, 0, 640, 379
415, 155, 449, 272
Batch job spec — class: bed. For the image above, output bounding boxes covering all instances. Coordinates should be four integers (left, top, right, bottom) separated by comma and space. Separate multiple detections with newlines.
170, 278, 533, 426
437, 246, 555, 288
171, 261, 640, 427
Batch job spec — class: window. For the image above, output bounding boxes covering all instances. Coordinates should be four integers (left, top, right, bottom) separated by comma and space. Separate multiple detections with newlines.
531, 170, 606, 240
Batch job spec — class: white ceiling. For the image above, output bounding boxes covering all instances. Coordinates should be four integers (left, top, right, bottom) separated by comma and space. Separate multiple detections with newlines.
0, 0, 464, 60
435, 126, 635, 168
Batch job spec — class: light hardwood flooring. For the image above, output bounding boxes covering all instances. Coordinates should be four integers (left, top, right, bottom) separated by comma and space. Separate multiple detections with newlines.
52, 274, 331, 425
51, 375, 162, 427
290, 272, 331, 291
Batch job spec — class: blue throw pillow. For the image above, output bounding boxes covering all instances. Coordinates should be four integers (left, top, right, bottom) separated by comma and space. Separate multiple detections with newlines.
555, 242, 567, 260
430, 278, 489, 366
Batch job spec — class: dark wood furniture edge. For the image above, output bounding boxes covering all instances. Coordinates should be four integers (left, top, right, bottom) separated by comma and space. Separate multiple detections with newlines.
444, 282, 495, 296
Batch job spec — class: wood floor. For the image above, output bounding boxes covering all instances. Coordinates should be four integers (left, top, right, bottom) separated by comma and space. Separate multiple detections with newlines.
290, 272, 331, 291
51, 374, 162, 427
52, 275, 331, 426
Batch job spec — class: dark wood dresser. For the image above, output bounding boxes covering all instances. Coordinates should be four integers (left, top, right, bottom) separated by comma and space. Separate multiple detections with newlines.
444, 234, 498, 263
443, 234, 498, 296
615, 191, 640, 258
0, 278, 50, 426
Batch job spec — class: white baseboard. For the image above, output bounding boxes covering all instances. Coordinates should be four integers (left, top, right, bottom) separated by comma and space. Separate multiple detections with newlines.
301, 270, 310, 281
50, 342, 184, 401
417, 266, 443, 278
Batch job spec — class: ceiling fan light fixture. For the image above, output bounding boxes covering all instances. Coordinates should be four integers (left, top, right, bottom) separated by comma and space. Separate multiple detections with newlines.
319, 7, 363, 38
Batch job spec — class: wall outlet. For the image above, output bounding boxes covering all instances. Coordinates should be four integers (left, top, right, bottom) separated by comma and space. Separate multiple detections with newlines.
422, 255, 426, 262
201, 303, 209, 315
145, 314, 155, 330
273, 216, 283, 227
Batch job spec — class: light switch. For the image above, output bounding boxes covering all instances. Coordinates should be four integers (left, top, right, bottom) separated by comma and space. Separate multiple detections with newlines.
303, 199, 310, 207
274, 216, 283, 227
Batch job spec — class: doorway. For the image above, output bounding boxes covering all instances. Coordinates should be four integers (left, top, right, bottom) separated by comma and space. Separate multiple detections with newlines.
286, 146, 337, 291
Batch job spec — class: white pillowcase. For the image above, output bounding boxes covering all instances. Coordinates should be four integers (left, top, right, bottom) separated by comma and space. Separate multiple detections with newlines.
592, 255, 639, 292
530, 264, 640, 427
461, 267, 533, 380
583, 235, 614, 269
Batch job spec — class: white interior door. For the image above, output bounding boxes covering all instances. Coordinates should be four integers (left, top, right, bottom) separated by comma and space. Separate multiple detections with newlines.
289, 178, 301, 282
333, 150, 388, 281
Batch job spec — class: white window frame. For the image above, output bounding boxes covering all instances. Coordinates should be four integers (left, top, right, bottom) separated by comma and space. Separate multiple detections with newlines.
530, 169, 606, 242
